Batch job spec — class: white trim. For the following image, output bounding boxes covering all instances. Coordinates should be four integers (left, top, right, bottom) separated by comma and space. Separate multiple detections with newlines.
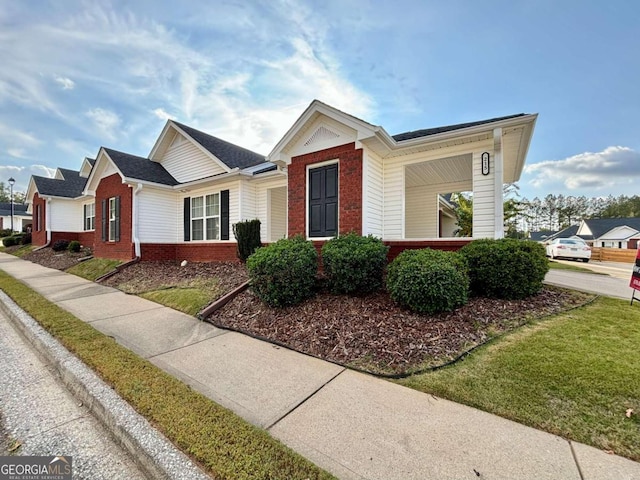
493, 128, 504, 239
132, 183, 142, 257
306, 159, 339, 240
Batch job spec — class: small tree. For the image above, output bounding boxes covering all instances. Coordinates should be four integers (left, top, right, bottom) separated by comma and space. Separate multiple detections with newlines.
232, 219, 262, 262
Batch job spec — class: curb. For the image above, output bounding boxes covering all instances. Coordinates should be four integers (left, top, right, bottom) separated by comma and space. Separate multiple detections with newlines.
0, 290, 210, 480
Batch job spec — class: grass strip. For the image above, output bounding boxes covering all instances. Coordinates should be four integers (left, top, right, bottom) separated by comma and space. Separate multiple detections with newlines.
548, 260, 605, 274
66, 258, 121, 281
0, 271, 334, 480
399, 296, 640, 461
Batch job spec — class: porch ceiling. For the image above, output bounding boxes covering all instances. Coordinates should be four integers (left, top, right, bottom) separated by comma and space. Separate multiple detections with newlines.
405, 154, 473, 188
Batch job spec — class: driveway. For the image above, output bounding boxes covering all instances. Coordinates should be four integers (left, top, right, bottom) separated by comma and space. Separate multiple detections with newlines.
545, 262, 635, 301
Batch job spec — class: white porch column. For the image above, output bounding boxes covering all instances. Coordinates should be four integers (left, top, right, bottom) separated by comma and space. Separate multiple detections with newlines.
472, 129, 504, 239
493, 127, 504, 239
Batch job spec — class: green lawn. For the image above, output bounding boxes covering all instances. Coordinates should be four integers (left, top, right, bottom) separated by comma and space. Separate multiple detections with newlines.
66, 258, 121, 281
399, 296, 640, 461
548, 259, 604, 274
0, 271, 334, 480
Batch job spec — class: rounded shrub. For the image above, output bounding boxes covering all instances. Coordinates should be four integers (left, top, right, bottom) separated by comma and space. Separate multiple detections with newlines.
246, 235, 318, 307
386, 248, 469, 314
21, 233, 32, 245
321, 233, 389, 294
2, 236, 17, 247
459, 238, 549, 300
52, 239, 70, 252
67, 240, 81, 253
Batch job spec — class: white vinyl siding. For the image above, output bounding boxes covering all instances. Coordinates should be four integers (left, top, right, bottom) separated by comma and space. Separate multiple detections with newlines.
362, 151, 383, 237
50, 201, 83, 232
472, 148, 496, 238
268, 186, 287, 241
254, 177, 287, 242
239, 182, 256, 220
404, 186, 440, 238
138, 188, 179, 243
160, 134, 227, 183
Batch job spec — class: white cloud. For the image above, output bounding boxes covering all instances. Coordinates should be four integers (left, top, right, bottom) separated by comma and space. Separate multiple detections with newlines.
54, 75, 75, 90
7, 148, 28, 159
0, 123, 41, 147
153, 108, 175, 121
85, 108, 121, 141
524, 146, 640, 191
0, 164, 56, 193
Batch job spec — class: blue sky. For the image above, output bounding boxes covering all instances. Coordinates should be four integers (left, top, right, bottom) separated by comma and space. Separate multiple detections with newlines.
1, 0, 638, 200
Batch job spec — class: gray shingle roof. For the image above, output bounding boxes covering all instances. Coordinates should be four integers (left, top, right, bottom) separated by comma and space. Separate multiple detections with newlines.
0, 203, 30, 217
32, 169, 86, 198
392, 114, 527, 142
104, 148, 179, 186
173, 121, 265, 169
582, 217, 640, 240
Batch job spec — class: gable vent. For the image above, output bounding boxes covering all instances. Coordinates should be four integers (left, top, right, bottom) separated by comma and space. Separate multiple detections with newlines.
304, 126, 339, 146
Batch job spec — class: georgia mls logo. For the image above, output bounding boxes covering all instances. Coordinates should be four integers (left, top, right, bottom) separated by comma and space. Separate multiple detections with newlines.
0, 456, 72, 480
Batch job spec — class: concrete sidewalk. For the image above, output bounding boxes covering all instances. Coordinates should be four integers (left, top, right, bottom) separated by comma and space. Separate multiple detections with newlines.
1, 253, 639, 480
545, 269, 634, 300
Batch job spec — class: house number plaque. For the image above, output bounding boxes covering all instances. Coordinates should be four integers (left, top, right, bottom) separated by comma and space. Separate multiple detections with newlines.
481, 152, 490, 175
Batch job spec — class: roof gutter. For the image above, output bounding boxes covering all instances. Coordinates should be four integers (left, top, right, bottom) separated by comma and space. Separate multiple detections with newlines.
170, 168, 242, 190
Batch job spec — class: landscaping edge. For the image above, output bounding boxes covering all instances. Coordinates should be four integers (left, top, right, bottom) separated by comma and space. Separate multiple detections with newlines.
0, 289, 210, 480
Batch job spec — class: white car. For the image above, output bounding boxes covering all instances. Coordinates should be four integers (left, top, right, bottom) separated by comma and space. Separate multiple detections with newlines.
546, 238, 592, 262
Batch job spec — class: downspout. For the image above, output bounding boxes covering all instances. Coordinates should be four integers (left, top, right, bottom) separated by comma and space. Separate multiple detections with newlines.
132, 183, 142, 258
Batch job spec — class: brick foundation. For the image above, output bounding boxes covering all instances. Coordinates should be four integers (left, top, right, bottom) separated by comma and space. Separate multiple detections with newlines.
140, 243, 239, 262
288, 143, 363, 237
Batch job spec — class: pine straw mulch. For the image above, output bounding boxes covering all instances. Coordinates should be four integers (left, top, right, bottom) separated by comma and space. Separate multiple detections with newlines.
208, 286, 595, 377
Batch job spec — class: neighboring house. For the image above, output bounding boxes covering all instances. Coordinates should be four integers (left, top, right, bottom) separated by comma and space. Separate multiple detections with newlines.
576, 217, 640, 249
0, 203, 31, 232
529, 230, 558, 243
26, 100, 537, 261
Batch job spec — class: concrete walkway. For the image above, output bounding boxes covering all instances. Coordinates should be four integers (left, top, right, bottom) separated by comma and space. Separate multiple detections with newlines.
1, 253, 639, 480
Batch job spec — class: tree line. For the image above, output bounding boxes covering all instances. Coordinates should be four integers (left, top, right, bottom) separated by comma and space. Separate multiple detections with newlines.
453, 189, 640, 237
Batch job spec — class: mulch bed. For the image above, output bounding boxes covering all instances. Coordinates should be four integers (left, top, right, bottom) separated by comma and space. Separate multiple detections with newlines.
209, 286, 594, 376
102, 261, 249, 295
21, 247, 91, 271
15, 251, 594, 376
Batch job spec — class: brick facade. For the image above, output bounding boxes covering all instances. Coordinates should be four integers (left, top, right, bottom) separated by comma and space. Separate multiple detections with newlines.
140, 243, 239, 262
94, 174, 135, 261
32, 193, 47, 246
288, 142, 363, 237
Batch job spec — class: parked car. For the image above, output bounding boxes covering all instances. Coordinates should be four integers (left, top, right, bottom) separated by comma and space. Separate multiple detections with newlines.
546, 238, 591, 262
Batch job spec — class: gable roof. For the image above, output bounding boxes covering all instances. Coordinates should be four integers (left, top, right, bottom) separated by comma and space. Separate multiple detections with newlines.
529, 230, 557, 242
171, 121, 265, 170
392, 114, 527, 142
103, 148, 179, 186
582, 217, 640, 240
0, 203, 30, 217
32, 169, 87, 198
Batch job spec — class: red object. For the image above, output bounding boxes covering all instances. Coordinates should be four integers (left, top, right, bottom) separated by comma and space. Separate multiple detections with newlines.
630, 247, 640, 291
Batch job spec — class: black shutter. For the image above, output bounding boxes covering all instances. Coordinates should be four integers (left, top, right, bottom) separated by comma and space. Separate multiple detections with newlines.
308, 165, 338, 237
221, 190, 229, 240
101, 199, 107, 241
183, 197, 191, 241
36, 205, 41, 231
114, 196, 120, 242
83, 204, 87, 231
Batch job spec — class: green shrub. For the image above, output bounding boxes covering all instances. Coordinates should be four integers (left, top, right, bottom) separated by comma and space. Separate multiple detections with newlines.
0, 229, 12, 238
67, 240, 81, 253
21, 233, 32, 245
247, 236, 318, 307
233, 219, 262, 263
321, 233, 389, 294
2, 236, 17, 247
459, 238, 549, 300
52, 239, 70, 252
386, 248, 469, 314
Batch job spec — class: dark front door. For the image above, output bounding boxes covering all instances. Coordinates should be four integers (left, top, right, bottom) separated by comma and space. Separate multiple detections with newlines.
309, 164, 338, 237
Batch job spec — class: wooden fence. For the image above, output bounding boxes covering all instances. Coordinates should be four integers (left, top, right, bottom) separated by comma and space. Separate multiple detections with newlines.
590, 247, 637, 263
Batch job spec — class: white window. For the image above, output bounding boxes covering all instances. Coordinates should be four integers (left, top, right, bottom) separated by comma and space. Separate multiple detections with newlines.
108, 198, 117, 241
84, 203, 95, 231
191, 193, 220, 241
